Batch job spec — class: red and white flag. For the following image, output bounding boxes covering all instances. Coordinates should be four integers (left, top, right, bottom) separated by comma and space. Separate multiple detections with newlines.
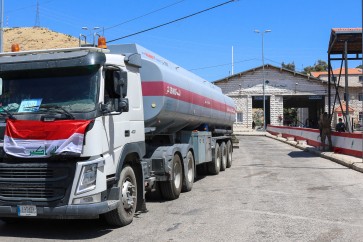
4, 119, 92, 158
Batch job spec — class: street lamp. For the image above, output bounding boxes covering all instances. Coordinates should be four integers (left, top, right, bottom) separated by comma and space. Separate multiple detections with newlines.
254, 29, 271, 130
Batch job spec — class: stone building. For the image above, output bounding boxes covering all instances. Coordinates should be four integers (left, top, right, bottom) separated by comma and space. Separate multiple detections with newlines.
213, 64, 341, 132
214, 65, 363, 131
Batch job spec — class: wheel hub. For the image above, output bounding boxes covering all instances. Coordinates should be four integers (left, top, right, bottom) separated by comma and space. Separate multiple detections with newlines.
121, 180, 135, 210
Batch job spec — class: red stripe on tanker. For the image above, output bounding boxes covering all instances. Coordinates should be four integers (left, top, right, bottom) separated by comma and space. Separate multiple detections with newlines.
142, 81, 235, 114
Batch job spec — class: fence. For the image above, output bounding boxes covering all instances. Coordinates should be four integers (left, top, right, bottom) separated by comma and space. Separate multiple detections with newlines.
267, 125, 363, 158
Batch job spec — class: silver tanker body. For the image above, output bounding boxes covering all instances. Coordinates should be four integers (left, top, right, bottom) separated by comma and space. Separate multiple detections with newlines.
109, 44, 235, 134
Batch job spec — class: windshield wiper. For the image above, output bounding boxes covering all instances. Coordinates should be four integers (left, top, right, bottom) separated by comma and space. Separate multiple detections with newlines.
37, 104, 75, 119
0, 108, 16, 120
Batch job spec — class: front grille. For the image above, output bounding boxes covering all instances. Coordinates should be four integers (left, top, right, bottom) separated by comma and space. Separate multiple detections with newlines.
0, 162, 75, 204
0, 186, 63, 199
0, 167, 54, 179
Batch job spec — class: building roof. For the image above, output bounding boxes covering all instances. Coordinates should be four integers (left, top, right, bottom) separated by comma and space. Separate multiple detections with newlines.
213, 64, 320, 84
328, 28, 362, 55
311, 68, 363, 78
334, 103, 354, 112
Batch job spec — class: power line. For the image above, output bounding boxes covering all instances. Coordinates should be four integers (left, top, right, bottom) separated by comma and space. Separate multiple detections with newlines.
5, 0, 55, 14
102, 0, 186, 33
107, 0, 237, 43
189, 58, 257, 71
40, 6, 87, 29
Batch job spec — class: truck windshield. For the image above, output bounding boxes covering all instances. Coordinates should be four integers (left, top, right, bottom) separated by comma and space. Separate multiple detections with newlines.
0, 65, 100, 114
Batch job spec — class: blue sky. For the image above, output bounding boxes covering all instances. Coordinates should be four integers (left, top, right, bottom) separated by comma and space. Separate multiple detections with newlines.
3, 0, 362, 81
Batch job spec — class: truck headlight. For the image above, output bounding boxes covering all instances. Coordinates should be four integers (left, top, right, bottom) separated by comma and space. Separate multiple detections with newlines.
76, 163, 98, 194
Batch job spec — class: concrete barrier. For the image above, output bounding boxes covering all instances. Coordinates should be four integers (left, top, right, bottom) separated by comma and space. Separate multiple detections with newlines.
267, 125, 363, 158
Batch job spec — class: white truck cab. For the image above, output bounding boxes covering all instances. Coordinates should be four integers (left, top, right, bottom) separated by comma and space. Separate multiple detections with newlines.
0, 45, 149, 226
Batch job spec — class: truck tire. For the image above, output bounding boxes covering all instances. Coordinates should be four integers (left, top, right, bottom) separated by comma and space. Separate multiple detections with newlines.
208, 143, 220, 175
226, 140, 232, 168
103, 165, 137, 227
220, 142, 227, 171
182, 151, 194, 192
160, 154, 182, 200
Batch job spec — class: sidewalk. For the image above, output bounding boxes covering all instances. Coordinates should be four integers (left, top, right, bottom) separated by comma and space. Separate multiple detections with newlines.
235, 131, 363, 173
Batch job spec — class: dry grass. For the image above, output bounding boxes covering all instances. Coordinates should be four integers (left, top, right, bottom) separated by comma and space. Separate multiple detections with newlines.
3, 27, 79, 52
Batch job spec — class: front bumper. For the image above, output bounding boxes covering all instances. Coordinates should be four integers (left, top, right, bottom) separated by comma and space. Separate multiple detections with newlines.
0, 200, 119, 219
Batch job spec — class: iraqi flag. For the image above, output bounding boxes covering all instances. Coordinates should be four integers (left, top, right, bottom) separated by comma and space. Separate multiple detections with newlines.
4, 119, 92, 158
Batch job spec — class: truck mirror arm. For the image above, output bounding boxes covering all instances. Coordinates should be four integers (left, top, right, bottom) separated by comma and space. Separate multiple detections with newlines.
100, 98, 128, 115
100, 102, 113, 114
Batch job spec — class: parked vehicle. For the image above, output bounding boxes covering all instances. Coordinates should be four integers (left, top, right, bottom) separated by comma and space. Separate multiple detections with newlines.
0, 38, 235, 227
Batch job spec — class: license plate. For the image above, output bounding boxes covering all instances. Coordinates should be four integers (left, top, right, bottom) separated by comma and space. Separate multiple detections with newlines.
17, 205, 37, 217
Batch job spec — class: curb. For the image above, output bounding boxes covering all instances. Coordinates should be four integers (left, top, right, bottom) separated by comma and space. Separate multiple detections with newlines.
236, 132, 363, 174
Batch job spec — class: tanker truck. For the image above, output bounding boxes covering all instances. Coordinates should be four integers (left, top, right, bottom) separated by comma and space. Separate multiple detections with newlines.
0, 38, 235, 227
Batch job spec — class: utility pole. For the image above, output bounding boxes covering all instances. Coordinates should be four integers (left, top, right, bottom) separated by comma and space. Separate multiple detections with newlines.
254, 29, 271, 130
231, 46, 234, 75
35, 0, 40, 27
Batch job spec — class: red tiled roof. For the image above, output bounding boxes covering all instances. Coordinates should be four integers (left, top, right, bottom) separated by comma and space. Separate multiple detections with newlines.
311, 68, 362, 78
332, 28, 362, 33
334, 103, 354, 112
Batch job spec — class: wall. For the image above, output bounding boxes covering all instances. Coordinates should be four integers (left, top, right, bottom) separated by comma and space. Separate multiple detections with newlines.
267, 125, 363, 158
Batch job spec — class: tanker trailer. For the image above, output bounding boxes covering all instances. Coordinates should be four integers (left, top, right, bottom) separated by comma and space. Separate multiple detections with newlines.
109, 44, 236, 200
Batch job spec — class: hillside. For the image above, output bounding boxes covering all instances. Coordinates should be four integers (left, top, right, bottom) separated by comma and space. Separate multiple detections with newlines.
3, 27, 79, 52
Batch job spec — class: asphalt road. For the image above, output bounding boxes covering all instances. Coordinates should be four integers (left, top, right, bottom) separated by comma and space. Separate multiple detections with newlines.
1, 136, 363, 241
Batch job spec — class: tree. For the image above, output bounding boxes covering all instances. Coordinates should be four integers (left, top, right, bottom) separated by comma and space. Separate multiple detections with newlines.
252, 109, 263, 127
303, 60, 328, 74
356, 64, 363, 69
283, 108, 298, 126
282, 61, 295, 71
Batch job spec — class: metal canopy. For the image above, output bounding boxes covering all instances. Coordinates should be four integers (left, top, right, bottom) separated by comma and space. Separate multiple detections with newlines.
328, 28, 362, 55
327, 28, 362, 133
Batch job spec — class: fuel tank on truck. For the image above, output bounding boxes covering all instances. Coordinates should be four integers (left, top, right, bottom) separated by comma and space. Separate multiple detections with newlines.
108, 44, 236, 134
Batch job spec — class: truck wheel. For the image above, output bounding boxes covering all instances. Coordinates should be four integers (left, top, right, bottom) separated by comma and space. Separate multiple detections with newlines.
160, 154, 182, 200
182, 151, 194, 192
208, 143, 220, 175
103, 165, 137, 227
226, 140, 232, 168
220, 142, 227, 171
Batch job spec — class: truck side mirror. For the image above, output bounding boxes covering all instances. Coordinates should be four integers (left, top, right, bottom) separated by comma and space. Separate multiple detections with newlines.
113, 71, 128, 98
113, 71, 129, 113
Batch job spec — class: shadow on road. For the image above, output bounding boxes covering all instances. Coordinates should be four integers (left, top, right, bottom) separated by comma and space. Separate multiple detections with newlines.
146, 173, 208, 203
287, 151, 318, 158
240, 164, 348, 170
0, 218, 113, 240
